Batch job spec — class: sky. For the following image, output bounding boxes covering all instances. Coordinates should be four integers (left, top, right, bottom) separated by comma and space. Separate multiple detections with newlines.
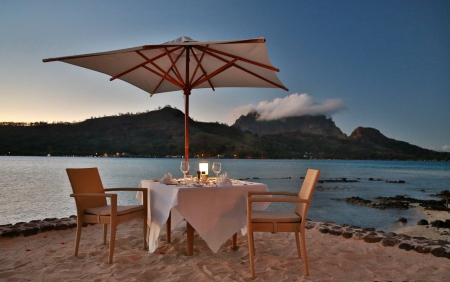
1, 1, 449, 151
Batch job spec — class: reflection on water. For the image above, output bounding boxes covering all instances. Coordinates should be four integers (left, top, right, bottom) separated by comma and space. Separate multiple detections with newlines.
1, 157, 448, 232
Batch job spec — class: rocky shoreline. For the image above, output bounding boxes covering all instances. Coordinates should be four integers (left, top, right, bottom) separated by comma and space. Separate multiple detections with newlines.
2, 215, 449, 260
307, 220, 450, 259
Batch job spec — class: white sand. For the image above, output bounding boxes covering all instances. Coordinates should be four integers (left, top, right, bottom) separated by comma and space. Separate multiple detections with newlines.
1, 215, 449, 281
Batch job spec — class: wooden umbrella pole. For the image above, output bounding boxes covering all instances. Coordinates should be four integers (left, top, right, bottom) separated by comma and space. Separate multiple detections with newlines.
184, 47, 191, 164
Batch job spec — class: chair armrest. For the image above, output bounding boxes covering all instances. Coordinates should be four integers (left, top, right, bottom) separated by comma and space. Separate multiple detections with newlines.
105, 188, 148, 208
248, 191, 297, 197
247, 197, 311, 204
104, 188, 147, 192
70, 193, 114, 198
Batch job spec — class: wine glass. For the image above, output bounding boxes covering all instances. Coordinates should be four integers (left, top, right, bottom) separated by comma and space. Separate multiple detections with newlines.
212, 162, 221, 179
180, 161, 189, 178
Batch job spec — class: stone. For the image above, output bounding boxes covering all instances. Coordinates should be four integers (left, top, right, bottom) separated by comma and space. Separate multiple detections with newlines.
342, 231, 353, 239
417, 219, 429, 225
39, 223, 55, 232
329, 228, 343, 236
398, 217, 407, 223
318, 227, 329, 234
55, 223, 69, 230
353, 232, 365, 240
363, 235, 384, 243
381, 237, 398, 247
362, 227, 376, 232
398, 242, 413, 251
1, 228, 21, 238
430, 247, 446, 257
414, 245, 431, 253
22, 227, 39, 237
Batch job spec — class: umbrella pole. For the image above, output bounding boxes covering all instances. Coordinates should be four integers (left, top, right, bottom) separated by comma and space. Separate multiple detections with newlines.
184, 92, 189, 164
184, 46, 191, 164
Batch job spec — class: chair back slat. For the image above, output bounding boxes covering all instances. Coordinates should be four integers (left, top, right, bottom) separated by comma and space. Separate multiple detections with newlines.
295, 169, 320, 216
66, 167, 107, 209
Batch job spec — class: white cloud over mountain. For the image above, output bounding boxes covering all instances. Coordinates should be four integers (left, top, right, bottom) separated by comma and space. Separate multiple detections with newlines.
228, 93, 345, 123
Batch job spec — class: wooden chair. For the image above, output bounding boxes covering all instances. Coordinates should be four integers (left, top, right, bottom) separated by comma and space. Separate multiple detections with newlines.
246, 169, 320, 278
66, 167, 148, 263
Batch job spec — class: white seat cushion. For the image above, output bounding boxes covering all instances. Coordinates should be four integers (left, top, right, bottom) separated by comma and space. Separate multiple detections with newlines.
251, 210, 301, 223
85, 205, 143, 216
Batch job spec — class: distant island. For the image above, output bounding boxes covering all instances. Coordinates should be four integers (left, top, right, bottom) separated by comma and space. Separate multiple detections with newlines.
1, 106, 449, 160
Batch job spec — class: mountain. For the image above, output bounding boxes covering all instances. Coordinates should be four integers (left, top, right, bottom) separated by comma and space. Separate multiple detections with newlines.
232, 112, 347, 138
1, 107, 449, 160
0, 107, 258, 158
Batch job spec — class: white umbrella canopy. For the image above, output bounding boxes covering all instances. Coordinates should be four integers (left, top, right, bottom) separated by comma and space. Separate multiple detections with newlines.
43, 36, 288, 162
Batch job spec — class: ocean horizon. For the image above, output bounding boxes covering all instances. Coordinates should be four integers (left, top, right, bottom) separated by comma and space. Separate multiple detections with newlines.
1, 156, 449, 232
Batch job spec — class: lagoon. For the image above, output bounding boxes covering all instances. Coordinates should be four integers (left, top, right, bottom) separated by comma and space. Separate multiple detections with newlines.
1, 156, 449, 232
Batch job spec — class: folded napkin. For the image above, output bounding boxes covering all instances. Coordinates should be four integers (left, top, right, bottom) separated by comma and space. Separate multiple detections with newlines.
160, 173, 175, 184
216, 172, 232, 187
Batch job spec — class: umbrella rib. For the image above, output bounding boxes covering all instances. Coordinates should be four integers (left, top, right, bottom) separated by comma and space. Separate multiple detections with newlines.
141, 65, 184, 89
151, 50, 186, 93
191, 58, 239, 88
194, 46, 280, 72
193, 48, 288, 91
109, 50, 174, 81
164, 47, 184, 85
232, 63, 289, 91
190, 47, 215, 91
135, 50, 185, 88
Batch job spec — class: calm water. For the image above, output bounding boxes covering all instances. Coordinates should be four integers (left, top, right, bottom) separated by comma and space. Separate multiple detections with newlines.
1, 156, 449, 232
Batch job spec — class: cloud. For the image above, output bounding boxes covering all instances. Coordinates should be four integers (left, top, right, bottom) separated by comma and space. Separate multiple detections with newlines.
442, 145, 450, 152
228, 93, 345, 123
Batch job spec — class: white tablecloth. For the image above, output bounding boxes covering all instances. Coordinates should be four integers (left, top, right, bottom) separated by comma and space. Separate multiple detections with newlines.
136, 180, 270, 253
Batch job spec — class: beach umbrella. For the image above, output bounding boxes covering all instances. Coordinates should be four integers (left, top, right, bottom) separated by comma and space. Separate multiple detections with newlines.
43, 36, 288, 162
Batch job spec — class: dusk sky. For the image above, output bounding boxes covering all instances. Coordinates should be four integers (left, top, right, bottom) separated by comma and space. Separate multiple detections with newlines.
1, 1, 449, 151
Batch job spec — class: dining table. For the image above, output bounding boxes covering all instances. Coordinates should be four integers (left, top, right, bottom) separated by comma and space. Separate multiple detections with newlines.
136, 179, 270, 255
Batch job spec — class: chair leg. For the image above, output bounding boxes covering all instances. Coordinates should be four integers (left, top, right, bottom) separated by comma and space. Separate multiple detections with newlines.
74, 219, 83, 256
300, 230, 309, 276
247, 228, 256, 278
295, 231, 301, 259
143, 216, 148, 250
231, 233, 237, 249
108, 223, 117, 264
166, 212, 171, 242
187, 221, 194, 256
103, 224, 108, 245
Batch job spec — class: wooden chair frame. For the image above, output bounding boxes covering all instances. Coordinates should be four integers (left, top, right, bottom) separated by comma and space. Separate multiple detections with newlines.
67, 168, 148, 263
246, 169, 320, 278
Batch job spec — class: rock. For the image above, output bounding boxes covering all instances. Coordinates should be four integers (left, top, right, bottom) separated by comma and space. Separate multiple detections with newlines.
417, 219, 429, 225
342, 231, 353, 239
381, 237, 398, 247
414, 245, 431, 253
398, 242, 413, 251
362, 227, 376, 232
363, 234, 384, 243
1, 228, 21, 238
55, 223, 69, 230
398, 217, 407, 223
22, 227, 39, 237
318, 227, 329, 234
431, 247, 446, 257
353, 232, 365, 240
329, 227, 343, 236
40, 223, 55, 232
431, 220, 444, 228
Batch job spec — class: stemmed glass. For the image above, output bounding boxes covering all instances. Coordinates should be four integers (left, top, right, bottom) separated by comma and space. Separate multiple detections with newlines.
212, 162, 221, 179
180, 161, 189, 178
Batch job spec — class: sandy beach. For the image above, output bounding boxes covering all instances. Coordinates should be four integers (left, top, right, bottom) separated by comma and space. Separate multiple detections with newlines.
1, 205, 450, 282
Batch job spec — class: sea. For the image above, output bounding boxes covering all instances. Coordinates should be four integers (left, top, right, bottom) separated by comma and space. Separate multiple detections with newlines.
1, 156, 449, 232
